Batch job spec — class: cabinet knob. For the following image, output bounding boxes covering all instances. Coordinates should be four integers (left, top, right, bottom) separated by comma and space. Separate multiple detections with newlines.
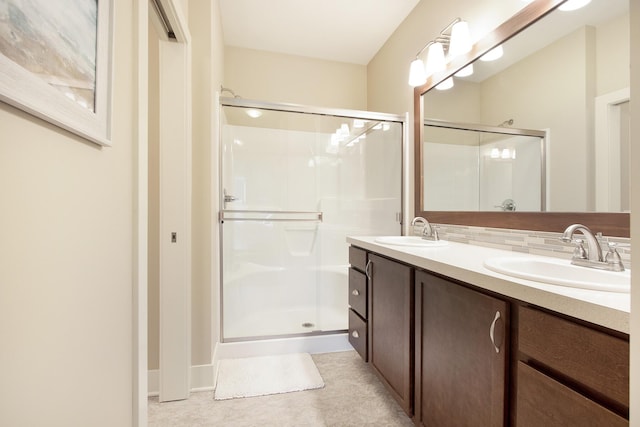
489, 311, 502, 353
351, 330, 360, 339
352, 289, 360, 296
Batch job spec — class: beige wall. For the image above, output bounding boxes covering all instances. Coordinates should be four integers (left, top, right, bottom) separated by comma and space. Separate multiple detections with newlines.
224, 47, 367, 109
189, 0, 225, 366
596, 12, 630, 97
0, 1, 135, 426
481, 27, 594, 211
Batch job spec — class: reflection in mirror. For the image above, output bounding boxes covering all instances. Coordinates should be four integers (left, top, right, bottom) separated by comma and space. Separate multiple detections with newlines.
420, 0, 629, 214
423, 120, 545, 211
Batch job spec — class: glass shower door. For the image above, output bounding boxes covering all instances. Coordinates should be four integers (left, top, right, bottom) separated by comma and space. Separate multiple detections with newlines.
220, 100, 403, 341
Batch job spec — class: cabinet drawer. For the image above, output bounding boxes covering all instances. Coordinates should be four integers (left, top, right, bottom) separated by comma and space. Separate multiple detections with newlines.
349, 309, 367, 361
516, 361, 627, 427
349, 246, 367, 272
348, 268, 367, 319
518, 305, 629, 408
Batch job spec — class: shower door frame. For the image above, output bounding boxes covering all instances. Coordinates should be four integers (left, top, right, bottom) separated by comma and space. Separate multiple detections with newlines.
218, 96, 407, 343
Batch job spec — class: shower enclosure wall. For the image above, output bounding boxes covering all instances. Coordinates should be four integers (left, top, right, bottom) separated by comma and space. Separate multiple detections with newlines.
219, 98, 404, 342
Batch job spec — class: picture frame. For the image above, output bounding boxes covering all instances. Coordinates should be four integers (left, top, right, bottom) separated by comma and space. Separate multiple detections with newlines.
0, 0, 113, 146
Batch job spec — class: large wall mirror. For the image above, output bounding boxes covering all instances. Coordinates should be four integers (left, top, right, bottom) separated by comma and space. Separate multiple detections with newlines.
414, 0, 630, 236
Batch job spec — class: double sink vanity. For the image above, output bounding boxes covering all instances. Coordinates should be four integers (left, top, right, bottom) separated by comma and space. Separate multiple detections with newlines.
346, 232, 630, 426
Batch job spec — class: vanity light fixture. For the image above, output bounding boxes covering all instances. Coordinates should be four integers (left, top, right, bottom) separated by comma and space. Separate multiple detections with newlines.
408, 58, 427, 87
480, 45, 504, 62
448, 20, 472, 57
559, 0, 591, 11
425, 42, 446, 76
435, 77, 454, 91
408, 17, 472, 87
455, 64, 474, 77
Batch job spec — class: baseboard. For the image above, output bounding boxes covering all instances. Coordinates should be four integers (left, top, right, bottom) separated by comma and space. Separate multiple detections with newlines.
148, 333, 352, 397
148, 364, 216, 397
213, 333, 352, 365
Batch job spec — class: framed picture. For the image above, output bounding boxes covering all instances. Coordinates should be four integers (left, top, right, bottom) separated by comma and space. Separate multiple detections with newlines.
0, 0, 113, 146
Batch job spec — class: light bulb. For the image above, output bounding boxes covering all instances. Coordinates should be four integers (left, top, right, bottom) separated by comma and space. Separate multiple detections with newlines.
408, 58, 427, 87
455, 64, 474, 77
559, 0, 591, 11
425, 42, 446, 76
449, 21, 472, 57
480, 45, 503, 62
435, 77, 454, 91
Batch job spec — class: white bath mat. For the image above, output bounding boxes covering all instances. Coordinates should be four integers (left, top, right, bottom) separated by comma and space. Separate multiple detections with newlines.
214, 353, 324, 400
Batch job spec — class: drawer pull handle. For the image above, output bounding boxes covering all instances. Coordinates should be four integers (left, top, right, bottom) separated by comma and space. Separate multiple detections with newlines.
489, 311, 501, 354
365, 260, 372, 279
352, 289, 360, 296
351, 330, 360, 339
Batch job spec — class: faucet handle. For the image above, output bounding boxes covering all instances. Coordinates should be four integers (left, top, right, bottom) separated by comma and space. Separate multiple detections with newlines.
605, 243, 625, 271
572, 239, 587, 260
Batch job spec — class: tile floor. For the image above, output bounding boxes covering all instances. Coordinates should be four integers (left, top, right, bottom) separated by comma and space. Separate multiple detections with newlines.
148, 350, 414, 427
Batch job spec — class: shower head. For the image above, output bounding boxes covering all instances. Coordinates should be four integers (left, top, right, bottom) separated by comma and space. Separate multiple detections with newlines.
498, 119, 514, 127
220, 85, 241, 98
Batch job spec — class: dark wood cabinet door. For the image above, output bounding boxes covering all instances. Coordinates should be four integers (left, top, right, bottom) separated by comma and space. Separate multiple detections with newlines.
368, 254, 414, 415
516, 361, 627, 427
415, 271, 508, 427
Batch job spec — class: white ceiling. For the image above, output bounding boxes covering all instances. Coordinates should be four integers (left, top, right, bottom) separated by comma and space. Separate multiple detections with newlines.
219, 0, 420, 65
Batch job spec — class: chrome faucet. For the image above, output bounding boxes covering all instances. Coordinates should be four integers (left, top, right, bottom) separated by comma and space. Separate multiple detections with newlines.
411, 216, 439, 241
560, 224, 624, 271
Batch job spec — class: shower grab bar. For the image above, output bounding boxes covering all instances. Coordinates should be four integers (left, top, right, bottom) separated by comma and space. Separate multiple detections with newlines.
219, 210, 323, 222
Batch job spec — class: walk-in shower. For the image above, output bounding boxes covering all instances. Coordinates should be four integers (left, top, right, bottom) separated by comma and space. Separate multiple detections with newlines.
422, 119, 546, 212
219, 98, 405, 342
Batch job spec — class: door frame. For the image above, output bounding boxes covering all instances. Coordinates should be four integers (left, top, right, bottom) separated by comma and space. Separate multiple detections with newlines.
594, 87, 630, 212
134, 0, 192, 423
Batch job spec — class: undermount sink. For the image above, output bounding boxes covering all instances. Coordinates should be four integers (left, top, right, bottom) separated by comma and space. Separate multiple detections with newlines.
374, 236, 448, 247
484, 256, 630, 293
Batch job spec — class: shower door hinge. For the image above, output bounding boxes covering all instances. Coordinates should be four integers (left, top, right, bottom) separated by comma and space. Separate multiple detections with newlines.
396, 212, 402, 223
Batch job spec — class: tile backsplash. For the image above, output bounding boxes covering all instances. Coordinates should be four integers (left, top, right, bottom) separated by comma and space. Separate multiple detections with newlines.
415, 224, 632, 268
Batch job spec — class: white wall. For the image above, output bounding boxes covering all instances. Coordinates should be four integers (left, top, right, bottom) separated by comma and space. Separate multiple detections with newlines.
0, 2, 135, 426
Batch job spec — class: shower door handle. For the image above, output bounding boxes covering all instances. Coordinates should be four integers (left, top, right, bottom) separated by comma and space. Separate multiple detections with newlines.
223, 188, 239, 203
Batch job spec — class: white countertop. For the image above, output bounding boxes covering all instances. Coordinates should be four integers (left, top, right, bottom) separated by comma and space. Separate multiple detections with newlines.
347, 236, 630, 334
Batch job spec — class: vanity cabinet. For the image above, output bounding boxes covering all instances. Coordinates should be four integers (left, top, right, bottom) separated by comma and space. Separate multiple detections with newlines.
368, 253, 414, 415
348, 247, 414, 415
348, 247, 368, 361
515, 305, 629, 426
347, 243, 629, 426
415, 270, 508, 427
